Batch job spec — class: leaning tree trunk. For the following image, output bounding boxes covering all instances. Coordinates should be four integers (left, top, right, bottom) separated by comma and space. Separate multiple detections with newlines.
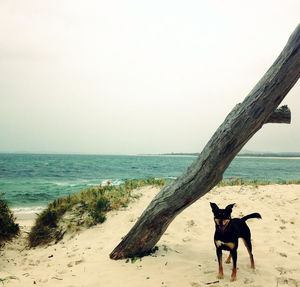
110, 24, 300, 260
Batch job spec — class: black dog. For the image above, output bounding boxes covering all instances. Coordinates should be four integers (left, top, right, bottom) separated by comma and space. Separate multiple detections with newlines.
210, 202, 261, 281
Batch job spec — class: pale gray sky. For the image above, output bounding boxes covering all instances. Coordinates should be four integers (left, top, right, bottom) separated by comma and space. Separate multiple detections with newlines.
0, 0, 299, 155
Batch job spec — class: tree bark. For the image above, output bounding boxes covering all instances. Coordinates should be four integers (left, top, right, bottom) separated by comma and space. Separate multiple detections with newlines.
110, 24, 300, 260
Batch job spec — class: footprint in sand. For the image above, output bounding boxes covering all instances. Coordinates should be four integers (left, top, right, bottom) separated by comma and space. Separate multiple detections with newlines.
277, 277, 300, 287
182, 236, 192, 242
276, 267, 297, 275
243, 278, 254, 284
186, 220, 196, 228
283, 240, 294, 246
67, 259, 84, 267
75, 259, 84, 265
203, 270, 215, 274
269, 247, 275, 253
129, 215, 136, 222
28, 259, 40, 266
184, 220, 197, 232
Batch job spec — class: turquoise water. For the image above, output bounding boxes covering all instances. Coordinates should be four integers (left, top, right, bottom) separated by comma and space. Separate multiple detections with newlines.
0, 153, 299, 211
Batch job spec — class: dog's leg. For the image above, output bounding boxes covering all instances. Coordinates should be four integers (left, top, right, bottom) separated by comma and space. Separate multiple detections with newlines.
225, 252, 232, 264
230, 250, 237, 281
216, 248, 224, 279
243, 238, 255, 269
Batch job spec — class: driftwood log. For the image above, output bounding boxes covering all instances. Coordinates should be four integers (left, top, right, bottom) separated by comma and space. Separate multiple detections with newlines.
110, 24, 300, 260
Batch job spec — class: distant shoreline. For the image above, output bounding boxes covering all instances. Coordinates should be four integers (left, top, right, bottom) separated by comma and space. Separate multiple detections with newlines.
237, 155, 300, 160
1, 152, 300, 158
146, 152, 300, 159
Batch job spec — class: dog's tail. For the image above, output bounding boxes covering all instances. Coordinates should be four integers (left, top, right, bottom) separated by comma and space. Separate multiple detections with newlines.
241, 213, 262, 221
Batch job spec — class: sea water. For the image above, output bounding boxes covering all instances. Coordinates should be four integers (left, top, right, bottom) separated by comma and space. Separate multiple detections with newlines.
0, 153, 299, 213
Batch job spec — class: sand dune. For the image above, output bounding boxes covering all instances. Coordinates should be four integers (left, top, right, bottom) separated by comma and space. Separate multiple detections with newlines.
1, 184, 300, 287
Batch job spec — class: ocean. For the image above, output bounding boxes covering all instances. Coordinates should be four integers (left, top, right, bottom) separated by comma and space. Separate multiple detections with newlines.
0, 153, 299, 214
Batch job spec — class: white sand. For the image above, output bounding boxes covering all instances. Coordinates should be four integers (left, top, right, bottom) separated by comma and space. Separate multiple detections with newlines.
1, 184, 300, 287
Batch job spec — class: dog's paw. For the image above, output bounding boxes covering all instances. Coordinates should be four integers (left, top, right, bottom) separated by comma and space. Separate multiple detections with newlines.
217, 273, 224, 279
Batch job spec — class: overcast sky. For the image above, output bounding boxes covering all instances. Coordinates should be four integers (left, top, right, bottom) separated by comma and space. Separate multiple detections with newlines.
0, 0, 299, 155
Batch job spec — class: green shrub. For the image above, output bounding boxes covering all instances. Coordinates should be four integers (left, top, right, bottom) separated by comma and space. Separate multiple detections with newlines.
0, 197, 19, 246
88, 210, 107, 223
28, 178, 167, 247
88, 196, 111, 223
39, 210, 58, 227
95, 197, 111, 212
28, 224, 53, 247
28, 208, 59, 247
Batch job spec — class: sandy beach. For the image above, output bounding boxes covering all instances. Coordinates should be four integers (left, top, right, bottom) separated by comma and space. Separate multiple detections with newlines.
1, 184, 300, 287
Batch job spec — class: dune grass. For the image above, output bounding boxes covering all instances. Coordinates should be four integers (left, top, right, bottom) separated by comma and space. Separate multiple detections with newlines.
27, 177, 300, 247
28, 178, 166, 247
218, 177, 300, 187
0, 195, 19, 247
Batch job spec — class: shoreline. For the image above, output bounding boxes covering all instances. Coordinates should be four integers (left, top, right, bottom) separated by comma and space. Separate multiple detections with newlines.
142, 154, 300, 159
10, 180, 300, 221
12, 206, 45, 221
14, 212, 38, 221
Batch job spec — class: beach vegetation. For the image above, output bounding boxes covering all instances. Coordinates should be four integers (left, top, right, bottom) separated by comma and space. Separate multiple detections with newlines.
0, 276, 18, 284
217, 178, 300, 189
28, 178, 166, 247
0, 195, 19, 247
88, 196, 110, 223
125, 246, 159, 263
278, 179, 300, 185
27, 177, 300, 247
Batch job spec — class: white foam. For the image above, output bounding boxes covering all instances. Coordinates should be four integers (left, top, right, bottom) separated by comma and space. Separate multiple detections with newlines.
12, 206, 45, 215
53, 182, 77, 187
100, 179, 123, 186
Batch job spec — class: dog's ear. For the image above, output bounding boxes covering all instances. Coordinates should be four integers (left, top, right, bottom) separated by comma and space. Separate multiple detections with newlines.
210, 202, 219, 213
225, 203, 235, 213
